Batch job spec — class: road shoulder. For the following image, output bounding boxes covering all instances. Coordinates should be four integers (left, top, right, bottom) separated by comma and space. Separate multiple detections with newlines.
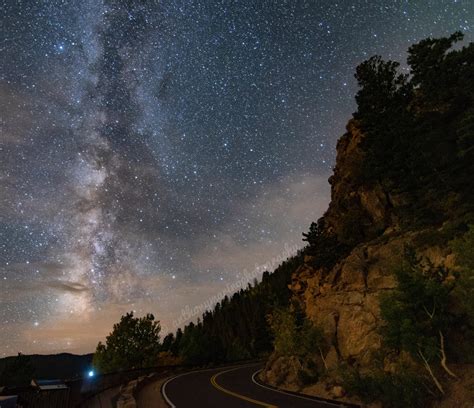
136, 376, 171, 408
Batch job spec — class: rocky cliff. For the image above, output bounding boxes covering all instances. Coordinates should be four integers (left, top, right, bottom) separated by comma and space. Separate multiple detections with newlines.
289, 119, 460, 370
261, 33, 474, 406
261, 120, 473, 405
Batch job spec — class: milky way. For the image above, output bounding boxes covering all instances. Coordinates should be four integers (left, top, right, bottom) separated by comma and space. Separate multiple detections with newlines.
1, 1, 472, 355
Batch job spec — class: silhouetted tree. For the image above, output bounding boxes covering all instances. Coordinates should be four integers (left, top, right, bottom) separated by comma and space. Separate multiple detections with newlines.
93, 312, 161, 373
354, 55, 411, 128
303, 218, 350, 269
170, 328, 183, 356
408, 31, 466, 111
161, 333, 175, 352
302, 221, 320, 247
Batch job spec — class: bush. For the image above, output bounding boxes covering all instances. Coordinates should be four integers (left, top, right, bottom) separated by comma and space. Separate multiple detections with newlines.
268, 308, 299, 356
379, 247, 457, 394
268, 307, 326, 358
268, 308, 324, 386
343, 366, 429, 408
298, 367, 319, 385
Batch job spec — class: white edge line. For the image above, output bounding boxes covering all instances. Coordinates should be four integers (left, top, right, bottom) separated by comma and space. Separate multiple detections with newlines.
161, 375, 179, 408
162, 368, 220, 408
251, 369, 346, 407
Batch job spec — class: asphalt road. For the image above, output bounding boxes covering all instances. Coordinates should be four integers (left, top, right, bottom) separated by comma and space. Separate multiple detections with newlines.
161, 363, 351, 408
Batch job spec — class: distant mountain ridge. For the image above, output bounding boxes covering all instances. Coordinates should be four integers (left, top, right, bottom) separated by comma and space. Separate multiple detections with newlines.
0, 353, 93, 381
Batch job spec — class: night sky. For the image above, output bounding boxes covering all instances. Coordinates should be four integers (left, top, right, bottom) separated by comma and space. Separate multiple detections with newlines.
1, 0, 472, 355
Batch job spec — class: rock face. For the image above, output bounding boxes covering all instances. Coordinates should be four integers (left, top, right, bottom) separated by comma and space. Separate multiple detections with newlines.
261, 120, 459, 397
291, 233, 451, 370
324, 120, 399, 243
287, 121, 403, 371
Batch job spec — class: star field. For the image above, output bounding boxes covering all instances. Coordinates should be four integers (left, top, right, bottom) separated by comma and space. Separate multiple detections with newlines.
1, 0, 472, 355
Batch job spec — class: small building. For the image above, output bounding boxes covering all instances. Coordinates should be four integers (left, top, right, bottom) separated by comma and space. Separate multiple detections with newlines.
17, 379, 71, 407
31, 379, 68, 391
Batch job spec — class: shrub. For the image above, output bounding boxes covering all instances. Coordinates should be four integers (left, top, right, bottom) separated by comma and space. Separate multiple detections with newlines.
298, 367, 319, 385
268, 308, 326, 358
343, 367, 429, 408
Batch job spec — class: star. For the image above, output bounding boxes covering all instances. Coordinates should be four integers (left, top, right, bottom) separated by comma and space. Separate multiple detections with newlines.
1, 0, 471, 355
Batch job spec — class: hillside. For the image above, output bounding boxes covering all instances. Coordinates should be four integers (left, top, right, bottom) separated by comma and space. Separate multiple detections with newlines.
0, 353, 93, 384
150, 253, 304, 365
260, 33, 474, 407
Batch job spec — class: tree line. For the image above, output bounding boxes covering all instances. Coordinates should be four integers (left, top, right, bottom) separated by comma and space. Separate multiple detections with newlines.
93, 252, 303, 372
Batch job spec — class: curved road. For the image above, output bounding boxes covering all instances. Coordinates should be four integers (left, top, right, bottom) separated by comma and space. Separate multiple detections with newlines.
162, 363, 352, 407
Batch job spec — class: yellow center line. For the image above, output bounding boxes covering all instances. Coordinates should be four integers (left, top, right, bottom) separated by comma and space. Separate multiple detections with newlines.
210, 367, 278, 408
